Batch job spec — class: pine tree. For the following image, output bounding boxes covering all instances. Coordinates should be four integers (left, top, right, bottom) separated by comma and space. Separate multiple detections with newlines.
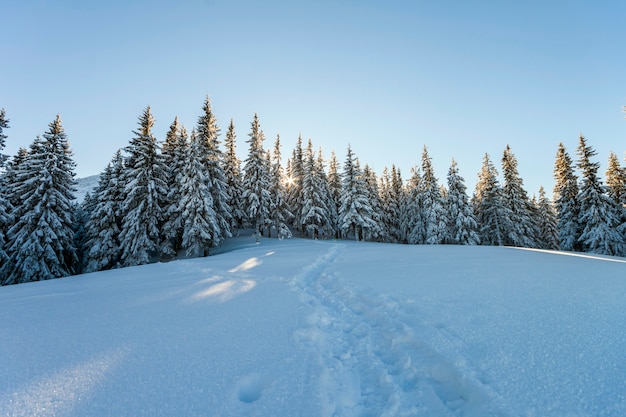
223, 119, 246, 234
118, 107, 168, 266
362, 164, 384, 241
338, 146, 379, 241
606, 152, 626, 208
84, 151, 126, 272
0, 109, 11, 271
195, 97, 231, 245
268, 134, 293, 239
446, 159, 480, 245
327, 150, 342, 238
0, 108, 8, 168
553, 143, 580, 251
160, 118, 189, 256
242, 114, 271, 238
575, 135, 625, 256
3, 147, 29, 214
287, 135, 305, 232
300, 140, 333, 239
534, 186, 559, 250
180, 129, 220, 257
402, 166, 425, 244
379, 167, 398, 243
473, 154, 510, 246
2, 116, 77, 284
421, 147, 448, 244
501, 145, 537, 248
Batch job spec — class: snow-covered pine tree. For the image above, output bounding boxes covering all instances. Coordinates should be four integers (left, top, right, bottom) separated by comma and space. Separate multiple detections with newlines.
575, 135, 625, 256
327, 150, 342, 238
268, 134, 293, 239
379, 168, 395, 242
223, 119, 246, 234
73, 197, 91, 274
420, 146, 448, 244
446, 159, 480, 245
534, 186, 559, 250
0, 109, 11, 271
0, 108, 8, 168
3, 147, 28, 215
242, 114, 271, 238
605, 152, 626, 238
84, 151, 126, 272
160, 117, 189, 257
195, 97, 232, 245
287, 135, 305, 232
472, 153, 510, 246
362, 164, 384, 241
501, 145, 537, 248
338, 145, 379, 241
317, 149, 338, 237
606, 152, 626, 208
300, 140, 333, 239
118, 107, 168, 266
179, 129, 219, 257
389, 165, 404, 243
553, 142, 580, 251
402, 166, 425, 244
2, 116, 78, 285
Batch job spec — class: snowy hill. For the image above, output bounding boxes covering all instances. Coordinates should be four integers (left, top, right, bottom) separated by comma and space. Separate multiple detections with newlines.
1, 237, 625, 417
74, 174, 100, 202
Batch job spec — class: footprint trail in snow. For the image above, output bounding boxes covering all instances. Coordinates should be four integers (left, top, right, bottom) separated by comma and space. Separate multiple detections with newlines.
292, 243, 515, 417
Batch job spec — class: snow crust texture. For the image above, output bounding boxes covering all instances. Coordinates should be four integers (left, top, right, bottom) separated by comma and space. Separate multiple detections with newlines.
1, 237, 625, 416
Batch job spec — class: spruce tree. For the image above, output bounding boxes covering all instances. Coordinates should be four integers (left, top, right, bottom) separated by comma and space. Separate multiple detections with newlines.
402, 166, 425, 244
327, 150, 342, 238
379, 167, 397, 243
160, 117, 189, 256
287, 135, 305, 232
501, 145, 537, 248
362, 164, 384, 241
338, 146, 379, 241
195, 97, 231, 244
300, 140, 333, 239
268, 134, 293, 239
421, 147, 448, 244
553, 143, 580, 251
223, 119, 246, 233
446, 159, 480, 245
0, 108, 8, 168
473, 154, 510, 246
118, 107, 168, 266
0, 109, 11, 271
180, 129, 219, 257
575, 135, 625, 256
534, 186, 559, 250
242, 114, 271, 238
2, 116, 77, 284
606, 152, 626, 208
84, 151, 126, 272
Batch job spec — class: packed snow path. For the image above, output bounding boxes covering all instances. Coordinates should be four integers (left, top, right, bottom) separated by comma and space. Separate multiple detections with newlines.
1, 237, 625, 416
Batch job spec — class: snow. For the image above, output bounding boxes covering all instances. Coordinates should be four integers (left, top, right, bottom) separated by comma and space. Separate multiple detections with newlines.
1, 236, 625, 416
74, 175, 100, 202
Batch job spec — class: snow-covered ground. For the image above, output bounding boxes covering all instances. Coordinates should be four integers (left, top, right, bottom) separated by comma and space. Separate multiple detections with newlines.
1, 236, 625, 416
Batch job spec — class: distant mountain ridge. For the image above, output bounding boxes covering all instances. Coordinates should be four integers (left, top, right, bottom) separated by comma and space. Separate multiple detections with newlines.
75, 174, 100, 202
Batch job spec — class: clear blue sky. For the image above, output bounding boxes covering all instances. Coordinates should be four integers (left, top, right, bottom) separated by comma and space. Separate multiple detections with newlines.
3, 0, 625, 196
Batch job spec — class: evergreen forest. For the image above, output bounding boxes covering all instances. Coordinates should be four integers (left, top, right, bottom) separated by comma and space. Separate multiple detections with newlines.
1, 99, 625, 285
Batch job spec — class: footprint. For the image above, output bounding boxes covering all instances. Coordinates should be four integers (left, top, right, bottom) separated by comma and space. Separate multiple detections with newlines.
237, 373, 265, 403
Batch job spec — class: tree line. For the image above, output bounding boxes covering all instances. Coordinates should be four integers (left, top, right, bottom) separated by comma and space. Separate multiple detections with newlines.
0, 99, 625, 285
